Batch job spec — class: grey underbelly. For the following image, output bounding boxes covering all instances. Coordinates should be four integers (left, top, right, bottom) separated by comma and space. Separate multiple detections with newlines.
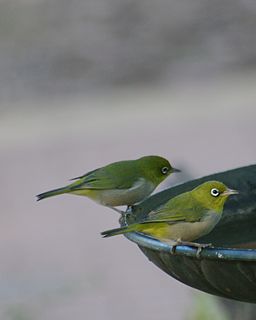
97, 184, 155, 206
164, 213, 221, 242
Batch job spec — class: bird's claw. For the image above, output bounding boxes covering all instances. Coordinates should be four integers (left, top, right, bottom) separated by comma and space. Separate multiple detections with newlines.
170, 239, 182, 254
196, 247, 203, 258
195, 243, 213, 258
170, 244, 177, 254
126, 205, 134, 213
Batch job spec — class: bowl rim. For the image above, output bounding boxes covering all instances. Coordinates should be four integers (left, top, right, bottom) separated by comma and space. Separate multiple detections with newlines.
125, 232, 256, 261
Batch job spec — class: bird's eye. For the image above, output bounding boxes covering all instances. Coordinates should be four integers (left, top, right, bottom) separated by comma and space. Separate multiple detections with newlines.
210, 188, 220, 197
161, 167, 169, 175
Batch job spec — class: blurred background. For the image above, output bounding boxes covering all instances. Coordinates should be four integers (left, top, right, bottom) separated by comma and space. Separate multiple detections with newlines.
1, 0, 256, 319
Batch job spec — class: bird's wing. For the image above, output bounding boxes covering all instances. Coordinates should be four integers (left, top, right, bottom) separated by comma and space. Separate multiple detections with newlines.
146, 193, 207, 224
69, 168, 99, 181
69, 165, 139, 190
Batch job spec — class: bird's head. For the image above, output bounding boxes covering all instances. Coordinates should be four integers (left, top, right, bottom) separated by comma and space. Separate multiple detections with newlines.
191, 180, 238, 213
138, 155, 180, 185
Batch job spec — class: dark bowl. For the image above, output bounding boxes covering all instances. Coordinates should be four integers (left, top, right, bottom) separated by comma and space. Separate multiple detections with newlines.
123, 165, 256, 303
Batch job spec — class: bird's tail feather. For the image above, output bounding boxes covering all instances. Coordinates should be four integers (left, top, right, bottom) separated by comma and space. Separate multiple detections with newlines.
101, 225, 136, 237
36, 186, 70, 201
101, 220, 166, 238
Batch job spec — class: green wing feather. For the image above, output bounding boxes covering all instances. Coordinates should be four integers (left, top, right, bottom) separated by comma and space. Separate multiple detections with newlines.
69, 160, 140, 190
101, 192, 210, 238
145, 191, 207, 223
37, 160, 141, 201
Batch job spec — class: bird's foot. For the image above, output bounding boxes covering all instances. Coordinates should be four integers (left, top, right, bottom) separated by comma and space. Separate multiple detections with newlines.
126, 205, 134, 213
193, 242, 213, 258
170, 240, 212, 258
170, 244, 177, 254
169, 239, 182, 254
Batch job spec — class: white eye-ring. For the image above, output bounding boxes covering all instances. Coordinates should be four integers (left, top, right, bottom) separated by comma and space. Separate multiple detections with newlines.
161, 167, 169, 175
211, 188, 220, 197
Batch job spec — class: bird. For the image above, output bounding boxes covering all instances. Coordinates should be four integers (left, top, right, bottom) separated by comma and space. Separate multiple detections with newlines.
37, 155, 180, 212
101, 181, 238, 252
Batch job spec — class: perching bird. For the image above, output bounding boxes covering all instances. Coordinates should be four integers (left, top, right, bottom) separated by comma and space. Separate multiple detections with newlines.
37, 156, 180, 211
101, 181, 238, 250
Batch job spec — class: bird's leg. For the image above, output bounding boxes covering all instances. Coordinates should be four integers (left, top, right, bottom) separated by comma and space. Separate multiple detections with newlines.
107, 206, 125, 214
107, 204, 135, 215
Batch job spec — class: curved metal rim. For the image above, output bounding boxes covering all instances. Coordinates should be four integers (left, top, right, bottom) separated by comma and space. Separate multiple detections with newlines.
125, 232, 256, 261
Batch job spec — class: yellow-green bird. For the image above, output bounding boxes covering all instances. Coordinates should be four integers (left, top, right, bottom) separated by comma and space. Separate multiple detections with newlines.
101, 181, 238, 249
37, 156, 180, 211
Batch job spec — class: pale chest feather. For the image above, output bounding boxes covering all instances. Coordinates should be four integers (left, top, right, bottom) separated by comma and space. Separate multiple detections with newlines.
160, 212, 221, 242
75, 178, 156, 206
146, 212, 221, 242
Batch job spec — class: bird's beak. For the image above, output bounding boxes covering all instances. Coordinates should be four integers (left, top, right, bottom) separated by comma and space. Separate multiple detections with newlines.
222, 188, 239, 196
172, 167, 181, 173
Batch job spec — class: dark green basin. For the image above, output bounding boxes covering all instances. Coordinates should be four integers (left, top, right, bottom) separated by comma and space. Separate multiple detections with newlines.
123, 165, 256, 303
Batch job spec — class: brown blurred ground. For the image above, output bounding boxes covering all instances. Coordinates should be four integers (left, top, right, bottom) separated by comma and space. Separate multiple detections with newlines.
1, 73, 256, 319
1, 0, 256, 102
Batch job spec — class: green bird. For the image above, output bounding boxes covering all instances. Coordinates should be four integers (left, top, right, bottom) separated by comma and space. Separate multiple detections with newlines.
101, 181, 238, 250
37, 156, 180, 211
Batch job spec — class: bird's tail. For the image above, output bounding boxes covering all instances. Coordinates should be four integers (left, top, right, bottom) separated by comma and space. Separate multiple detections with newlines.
36, 186, 70, 201
101, 224, 138, 238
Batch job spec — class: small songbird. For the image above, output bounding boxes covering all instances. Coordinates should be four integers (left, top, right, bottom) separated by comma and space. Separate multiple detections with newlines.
37, 156, 180, 211
101, 181, 238, 250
